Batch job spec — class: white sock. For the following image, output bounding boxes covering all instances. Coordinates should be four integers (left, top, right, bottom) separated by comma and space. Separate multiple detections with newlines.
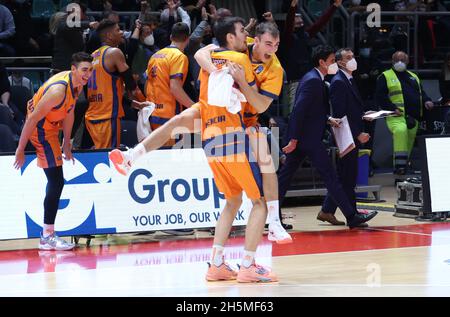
241, 250, 256, 268
212, 244, 225, 267
43, 224, 54, 238
130, 143, 146, 163
267, 200, 281, 225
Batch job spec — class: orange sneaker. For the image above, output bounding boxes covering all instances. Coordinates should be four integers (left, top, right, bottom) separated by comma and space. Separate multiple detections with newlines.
109, 149, 132, 176
205, 262, 238, 281
237, 262, 278, 283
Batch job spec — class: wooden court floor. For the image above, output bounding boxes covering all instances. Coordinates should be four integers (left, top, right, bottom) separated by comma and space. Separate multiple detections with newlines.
1, 200, 450, 296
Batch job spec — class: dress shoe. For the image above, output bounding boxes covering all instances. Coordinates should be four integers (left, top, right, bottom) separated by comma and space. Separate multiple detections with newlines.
317, 211, 345, 225
347, 211, 378, 229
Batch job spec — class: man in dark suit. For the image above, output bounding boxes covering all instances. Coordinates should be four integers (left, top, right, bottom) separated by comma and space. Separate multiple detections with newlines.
278, 45, 377, 228
318, 48, 372, 225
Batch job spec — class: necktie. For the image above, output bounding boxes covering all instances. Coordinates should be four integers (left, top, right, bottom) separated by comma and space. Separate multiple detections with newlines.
349, 77, 355, 86
349, 78, 362, 101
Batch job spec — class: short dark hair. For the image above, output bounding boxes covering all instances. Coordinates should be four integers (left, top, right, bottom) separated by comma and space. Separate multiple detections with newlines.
171, 22, 190, 42
312, 45, 335, 67
96, 19, 118, 41
71, 51, 93, 66
335, 48, 353, 62
255, 22, 280, 39
214, 17, 245, 48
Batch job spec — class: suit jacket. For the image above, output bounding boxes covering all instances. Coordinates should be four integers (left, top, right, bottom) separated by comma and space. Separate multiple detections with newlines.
288, 68, 329, 147
330, 70, 365, 142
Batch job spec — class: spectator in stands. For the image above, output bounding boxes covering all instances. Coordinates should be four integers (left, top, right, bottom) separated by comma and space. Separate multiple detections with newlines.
279, 0, 342, 113
8, 70, 34, 95
52, 2, 99, 73
128, 15, 159, 89
88, 0, 108, 11
183, 0, 208, 27
355, 40, 381, 175
160, 0, 191, 31
2, 0, 39, 56
356, 40, 381, 103
184, 6, 210, 100
0, 60, 22, 134
439, 52, 450, 106
375, 51, 434, 175
0, 2, 15, 56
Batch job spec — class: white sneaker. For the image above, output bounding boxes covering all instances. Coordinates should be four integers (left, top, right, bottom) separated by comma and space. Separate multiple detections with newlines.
109, 149, 132, 176
39, 233, 75, 251
268, 222, 293, 244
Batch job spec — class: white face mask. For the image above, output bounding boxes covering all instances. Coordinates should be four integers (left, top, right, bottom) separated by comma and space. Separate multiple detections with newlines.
143, 34, 154, 46
393, 61, 407, 72
327, 62, 339, 75
346, 58, 358, 72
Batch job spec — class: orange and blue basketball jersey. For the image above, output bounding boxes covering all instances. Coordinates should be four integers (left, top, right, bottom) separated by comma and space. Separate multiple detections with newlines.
145, 45, 189, 129
28, 71, 77, 168
196, 49, 263, 199
86, 45, 125, 148
243, 44, 284, 127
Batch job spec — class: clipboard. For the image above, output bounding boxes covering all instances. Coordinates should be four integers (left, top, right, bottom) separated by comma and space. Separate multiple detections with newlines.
331, 116, 356, 158
363, 110, 396, 121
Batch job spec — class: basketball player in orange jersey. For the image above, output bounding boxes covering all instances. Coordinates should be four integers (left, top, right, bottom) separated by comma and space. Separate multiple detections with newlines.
110, 17, 278, 283
86, 19, 145, 149
145, 22, 194, 148
109, 22, 291, 244
194, 22, 292, 244
14, 52, 94, 251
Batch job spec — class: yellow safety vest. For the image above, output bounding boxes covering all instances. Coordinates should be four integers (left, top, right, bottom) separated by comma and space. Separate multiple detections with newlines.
382, 68, 423, 117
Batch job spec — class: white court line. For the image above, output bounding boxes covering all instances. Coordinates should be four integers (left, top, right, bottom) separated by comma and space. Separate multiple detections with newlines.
366, 227, 450, 239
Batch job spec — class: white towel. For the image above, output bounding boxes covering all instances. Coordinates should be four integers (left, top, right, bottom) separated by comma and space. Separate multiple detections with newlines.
207, 67, 246, 114
136, 103, 156, 142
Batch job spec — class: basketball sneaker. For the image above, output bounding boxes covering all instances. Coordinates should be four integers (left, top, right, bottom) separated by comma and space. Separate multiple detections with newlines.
236, 262, 278, 283
267, 222, 293, 244
205, 261, 238, 281
39, 233, 75, 251
109, 148, 132, 176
